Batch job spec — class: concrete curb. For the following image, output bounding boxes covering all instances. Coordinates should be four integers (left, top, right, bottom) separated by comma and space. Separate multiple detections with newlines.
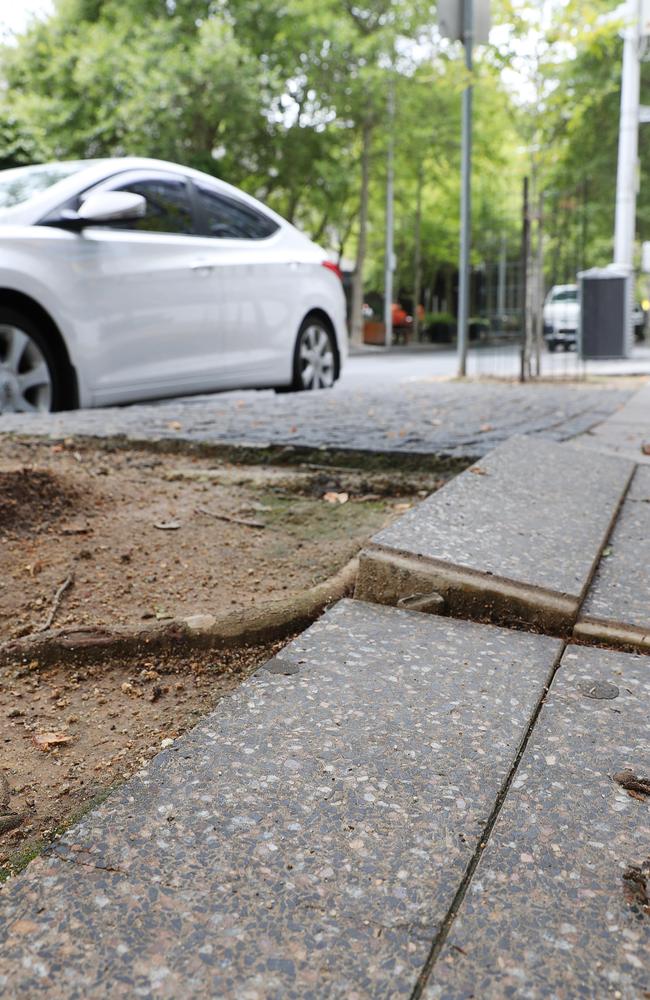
573, 617, 650, 654
0, 558, 359, 667
355, 437, 634, 637
355, 546, 577, 635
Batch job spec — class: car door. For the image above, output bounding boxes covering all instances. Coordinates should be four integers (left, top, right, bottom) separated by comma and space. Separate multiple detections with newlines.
187, 179, 298, 385
71, 169, 226, 403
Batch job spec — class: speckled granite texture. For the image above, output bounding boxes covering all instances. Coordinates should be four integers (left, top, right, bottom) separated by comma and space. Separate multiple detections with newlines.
577, 465, 650, 647
0, 601, 562, 999
425, 644, 650, 1000
578, 382, 650, 465
367, 436, 633, 600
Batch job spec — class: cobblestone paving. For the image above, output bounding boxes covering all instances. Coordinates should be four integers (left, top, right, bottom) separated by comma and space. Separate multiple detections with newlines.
0, 382, 633, 457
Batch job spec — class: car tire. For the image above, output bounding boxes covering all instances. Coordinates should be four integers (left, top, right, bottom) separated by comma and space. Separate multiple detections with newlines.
0, 308, 63, 414
547, 340, 558, 353
282, 315, 337, 392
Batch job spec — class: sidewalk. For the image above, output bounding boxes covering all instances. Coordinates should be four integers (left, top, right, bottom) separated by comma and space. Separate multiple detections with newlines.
0, 386, 648, 998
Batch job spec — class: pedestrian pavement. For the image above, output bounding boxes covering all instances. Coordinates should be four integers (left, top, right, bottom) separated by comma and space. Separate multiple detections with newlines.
357, 435, 634, 634
425, 643, 650, 1000
577, 381, 650, 465
0, 604, 563, 999
0, 381, 634, 458
0, 383, 649, 997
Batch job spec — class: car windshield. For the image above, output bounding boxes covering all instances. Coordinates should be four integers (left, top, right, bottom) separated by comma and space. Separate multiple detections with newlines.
552, 289, 577, 302
0, 162, 95, 209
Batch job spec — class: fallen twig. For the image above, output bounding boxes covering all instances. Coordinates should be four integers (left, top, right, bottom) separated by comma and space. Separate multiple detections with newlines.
39, 572, 75, 632
195, 506, 265, 529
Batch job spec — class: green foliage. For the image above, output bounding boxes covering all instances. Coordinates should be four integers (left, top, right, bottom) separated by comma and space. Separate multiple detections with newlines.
4, 0, 645, 309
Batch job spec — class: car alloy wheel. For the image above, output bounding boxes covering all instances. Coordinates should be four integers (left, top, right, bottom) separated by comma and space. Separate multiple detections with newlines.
0, 323, 53, 413
298, 321, 335, 390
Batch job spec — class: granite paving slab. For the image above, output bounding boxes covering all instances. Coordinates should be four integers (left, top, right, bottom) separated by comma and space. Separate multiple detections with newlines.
0, 600, 562, 999
423, 643, 650, 1000
578, 382, 650, 466
0, 381, 632, 459
576, 464, 650, 652
356, 436, 634, 633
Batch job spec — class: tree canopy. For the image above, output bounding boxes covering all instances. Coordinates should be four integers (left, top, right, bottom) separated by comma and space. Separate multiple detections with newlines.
0, 0, 640, 314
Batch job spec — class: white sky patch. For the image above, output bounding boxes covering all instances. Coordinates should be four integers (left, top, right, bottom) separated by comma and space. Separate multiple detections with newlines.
0, 0, 53, 41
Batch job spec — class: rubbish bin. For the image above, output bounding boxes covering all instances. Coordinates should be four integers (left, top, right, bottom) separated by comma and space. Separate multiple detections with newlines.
578, 266, 633, 360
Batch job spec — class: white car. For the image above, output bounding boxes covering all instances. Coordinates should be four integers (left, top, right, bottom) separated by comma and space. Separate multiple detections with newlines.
542, 284, 579, 352
0, 158, 347, 413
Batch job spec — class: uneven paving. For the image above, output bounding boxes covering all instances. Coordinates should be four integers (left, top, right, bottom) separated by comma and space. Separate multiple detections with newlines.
0, 601, 562, 999
576, 464, 650, 651
578, 381, 650, 465
425, 643, 650, 1000
0, 382, 632, 458
357, 436, 634, 633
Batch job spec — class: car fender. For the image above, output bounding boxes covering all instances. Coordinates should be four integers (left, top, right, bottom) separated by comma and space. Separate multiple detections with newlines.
295, 275, 348, 366
0, 256, 91, 406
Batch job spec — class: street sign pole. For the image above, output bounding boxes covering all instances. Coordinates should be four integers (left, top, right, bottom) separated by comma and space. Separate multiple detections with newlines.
613, 0, 641, 268
457, 0, 473, 376
384, 74, 395, 348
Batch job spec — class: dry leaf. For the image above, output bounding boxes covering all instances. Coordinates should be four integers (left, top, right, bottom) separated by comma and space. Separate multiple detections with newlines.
33, 732, 73, 752
167, 421, 182, 431
479, 424, 494, 433
470, 467, 488, 476
323, 492, 349, 504
394, 502, 412, 512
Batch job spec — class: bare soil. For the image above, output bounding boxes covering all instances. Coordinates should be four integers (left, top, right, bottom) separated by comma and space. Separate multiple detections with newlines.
0, 435, 448, 876
0, 437, 444, 640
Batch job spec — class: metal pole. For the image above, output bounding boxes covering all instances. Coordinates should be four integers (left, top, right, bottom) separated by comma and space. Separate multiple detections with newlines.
384, 74, 395, 348
457, 0, 473, 376
497, 233, 506, 334
520, 176, 530, 381
534, 193, 544, 376
614, 0, 641, 267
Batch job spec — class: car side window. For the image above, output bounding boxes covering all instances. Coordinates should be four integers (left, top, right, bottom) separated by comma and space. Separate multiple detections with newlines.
196, 183, 278, 240
109, 176, 195, 235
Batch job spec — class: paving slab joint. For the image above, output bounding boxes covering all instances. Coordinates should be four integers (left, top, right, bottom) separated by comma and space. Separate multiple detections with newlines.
573, 464, 650, 655
409, 637, 568, 998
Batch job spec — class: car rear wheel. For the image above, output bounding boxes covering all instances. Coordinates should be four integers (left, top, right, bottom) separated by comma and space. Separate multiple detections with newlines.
290, 316, 336, 391
0, 310, 59, 414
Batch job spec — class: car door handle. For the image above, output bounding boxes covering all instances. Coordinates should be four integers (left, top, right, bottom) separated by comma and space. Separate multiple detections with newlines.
190, 261, 215, 275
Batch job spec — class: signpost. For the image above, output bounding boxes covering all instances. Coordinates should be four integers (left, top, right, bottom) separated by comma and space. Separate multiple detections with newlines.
438, 0, 491, 376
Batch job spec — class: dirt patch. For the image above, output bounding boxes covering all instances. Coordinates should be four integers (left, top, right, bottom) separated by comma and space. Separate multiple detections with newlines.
0, 437, 446, 642
0, 434, 450, 875
0, 467, 79, 534
0, 639, 290, 878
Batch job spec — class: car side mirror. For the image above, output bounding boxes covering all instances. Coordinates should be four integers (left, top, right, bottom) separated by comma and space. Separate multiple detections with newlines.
77, 191, 147, 224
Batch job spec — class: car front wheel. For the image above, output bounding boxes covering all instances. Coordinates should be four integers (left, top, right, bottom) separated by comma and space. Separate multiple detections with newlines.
0, 310, 58, 414
293, 316, 336, 391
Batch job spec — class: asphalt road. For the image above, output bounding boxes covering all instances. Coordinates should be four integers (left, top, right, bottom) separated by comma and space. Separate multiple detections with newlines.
343, 343, 650, 387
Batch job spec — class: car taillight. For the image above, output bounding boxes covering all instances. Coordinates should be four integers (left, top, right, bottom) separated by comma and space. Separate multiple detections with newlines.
322, 260, 343, 282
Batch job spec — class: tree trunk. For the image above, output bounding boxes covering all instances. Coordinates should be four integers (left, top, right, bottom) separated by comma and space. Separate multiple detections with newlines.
412, 163, 423, 341
350, 121, 372, 347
